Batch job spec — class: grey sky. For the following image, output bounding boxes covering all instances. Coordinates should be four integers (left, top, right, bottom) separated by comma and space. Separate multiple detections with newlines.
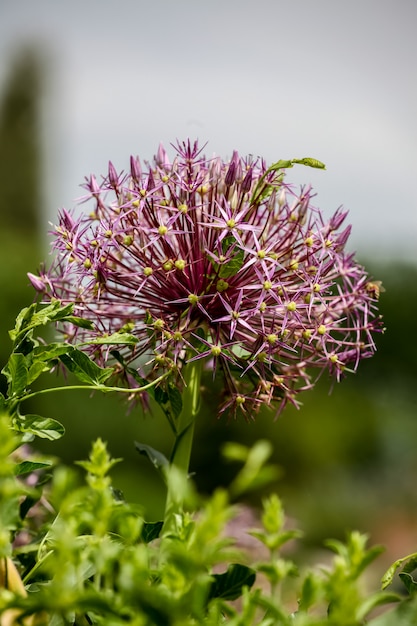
1, 0, 416, 262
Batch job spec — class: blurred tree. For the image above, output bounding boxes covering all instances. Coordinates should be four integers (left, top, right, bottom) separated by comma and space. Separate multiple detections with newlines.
0, 47, 44, 392
0, 47, 42, 232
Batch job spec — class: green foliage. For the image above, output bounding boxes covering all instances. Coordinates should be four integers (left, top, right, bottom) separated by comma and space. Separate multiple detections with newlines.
0, 415, 411, 625
0, 280, 416, 624
0, 301, 176, 446
0, 433, 258, 624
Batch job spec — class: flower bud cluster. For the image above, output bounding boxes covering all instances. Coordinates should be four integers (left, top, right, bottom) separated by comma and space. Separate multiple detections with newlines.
29, 140, 383, 416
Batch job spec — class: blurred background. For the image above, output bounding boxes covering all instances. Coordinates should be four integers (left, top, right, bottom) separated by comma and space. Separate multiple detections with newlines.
1, 0, 416, 569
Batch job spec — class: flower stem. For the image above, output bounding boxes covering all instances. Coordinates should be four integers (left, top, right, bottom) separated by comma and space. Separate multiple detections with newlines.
164, 358, 203, 525
21, 372, 170, 403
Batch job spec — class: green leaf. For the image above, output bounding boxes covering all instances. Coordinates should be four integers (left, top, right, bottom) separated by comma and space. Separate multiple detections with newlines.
154, 384, 183, 426
2, 353, 28, 396
14, 460, 53, 476
292, 157, 326, 169
135, 442, 169, 473
268, 159, 294, 171
399, 572, 417, 596
25, 344, 77, 386
8, 302, 39, 342
141, 521, 163, 543
13, 414, 65, 441
209, 564, 256, 601
64, 316, 94, 329
298, 571, 322, 612
251, 528, 302, 553
59, 348, 113, 385
381, 553, 417, 590
38, 302, 75, 323
225, 440, 281, 497
367, 596, 417, 625
167, 384, 183, 419
33, 343, 74, 361
250, 156, 326, 206
76, 438, 121, 477
357, 592, 402, 621
0, 494, 21, 531
26, 360, 50, 386
402, 555, 417, 575
9, 301, 75, 345
218, 236, 245, 279
86, 332, 139, 345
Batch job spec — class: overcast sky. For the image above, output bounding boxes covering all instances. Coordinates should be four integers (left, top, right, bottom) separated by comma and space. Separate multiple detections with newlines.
1, 0, 416, 262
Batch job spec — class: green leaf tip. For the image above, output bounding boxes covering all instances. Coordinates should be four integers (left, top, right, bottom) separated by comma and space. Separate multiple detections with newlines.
292, 157, 326, 169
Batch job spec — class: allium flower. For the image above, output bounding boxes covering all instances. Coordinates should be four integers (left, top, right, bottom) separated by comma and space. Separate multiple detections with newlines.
29, 140, 383, 417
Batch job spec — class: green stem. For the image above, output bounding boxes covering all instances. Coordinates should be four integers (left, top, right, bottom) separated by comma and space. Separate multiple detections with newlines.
21, 372, 170, 403
164, 358, 203, 524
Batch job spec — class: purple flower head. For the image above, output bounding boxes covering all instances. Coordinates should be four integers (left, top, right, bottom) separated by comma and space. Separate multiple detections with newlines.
30, 140, 383, 417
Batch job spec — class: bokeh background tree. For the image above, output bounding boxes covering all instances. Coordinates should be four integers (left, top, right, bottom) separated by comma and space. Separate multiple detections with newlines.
0, 48, 43, 394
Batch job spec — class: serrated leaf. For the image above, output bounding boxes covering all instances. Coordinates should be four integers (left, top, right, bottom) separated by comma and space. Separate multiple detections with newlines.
135, 442, 169, 473
40, 302, 75, 323
13, 414, 65, 441
209, 563, 256, 601
59, 348, 113, 385
14, 460, 52, 476
9, 303, 38, 341
9, 301, 75, 344
141, 520, 163, 543
2, 353, 28, 396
